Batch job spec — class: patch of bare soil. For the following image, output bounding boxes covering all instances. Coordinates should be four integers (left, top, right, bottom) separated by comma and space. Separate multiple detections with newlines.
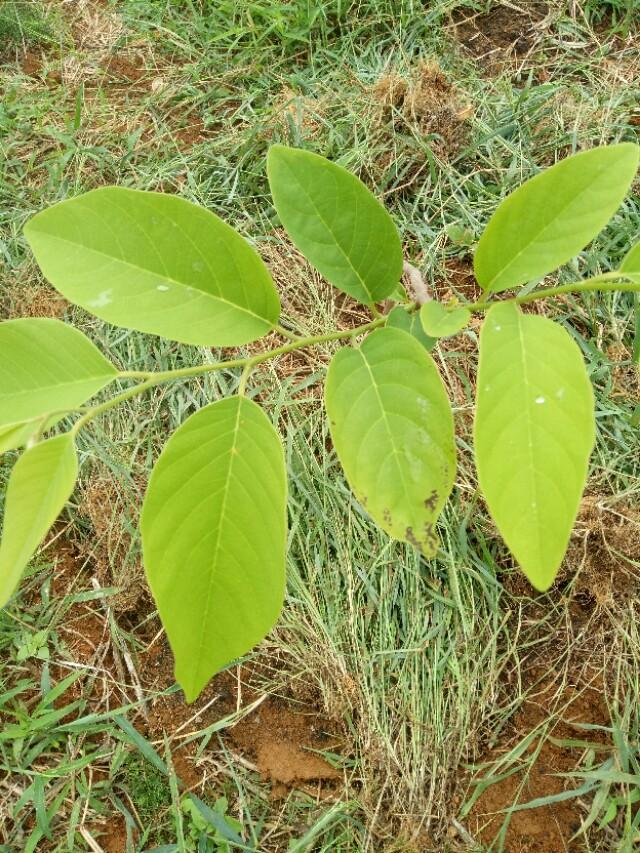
467, 498, 640, 850
141, 650, 343, 798
453, 2, 550, 64
607, 341, 640, 402
97, 816, 127, 853
469, 679, 609, 852
434, 256, 482, 305
230, 695, 342, 794
373, 60, 472, 160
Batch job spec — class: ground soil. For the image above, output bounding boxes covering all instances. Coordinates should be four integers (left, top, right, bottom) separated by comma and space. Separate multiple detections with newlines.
466, 497, 640, 851
468, 677, 609, 852
139, 641, 343, 797
453, 2, 550, 63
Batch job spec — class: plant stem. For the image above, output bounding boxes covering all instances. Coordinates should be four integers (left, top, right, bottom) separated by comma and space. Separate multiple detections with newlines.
72, 378, 159, 436
75, 317, 386, 433
69, 271, 640, 436
466, 272, 640, 314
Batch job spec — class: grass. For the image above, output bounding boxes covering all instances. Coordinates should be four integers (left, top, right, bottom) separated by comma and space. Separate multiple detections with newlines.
0, 1, 53, 51
1, 0, 640, 850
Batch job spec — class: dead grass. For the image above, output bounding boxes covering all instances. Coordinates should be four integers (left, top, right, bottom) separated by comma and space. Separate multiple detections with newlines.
372, 60, 472, 161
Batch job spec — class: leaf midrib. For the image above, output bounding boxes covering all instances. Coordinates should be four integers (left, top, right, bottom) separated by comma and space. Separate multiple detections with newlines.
28, 229, 272, 326
357, 348, 414, 529
193, 400, 243, 694
514, 311, 545, 567
486, 158, 617, 289
278, 158, 373, 303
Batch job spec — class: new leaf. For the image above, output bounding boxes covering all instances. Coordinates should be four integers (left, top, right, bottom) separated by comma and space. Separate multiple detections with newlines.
475, 144, 640, 292
474, 303, 595, 591
267, 146, 403, 304
325, 327, 456, 555
420, 302, 471, 338
141, 397, 287, 703
25, 188, 281, 347
386, 306, 436, 351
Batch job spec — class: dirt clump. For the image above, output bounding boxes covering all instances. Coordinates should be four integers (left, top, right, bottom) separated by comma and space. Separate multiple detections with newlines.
453, 2, 550, 63
373, 61, 472, 159
230, 696, 342, 793
20, 49, 44, 77
142, 655, 344, 798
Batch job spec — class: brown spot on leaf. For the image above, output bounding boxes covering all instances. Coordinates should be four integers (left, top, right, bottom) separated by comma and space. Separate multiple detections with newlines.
405, 527, 420, 549
424, 490, 438, 512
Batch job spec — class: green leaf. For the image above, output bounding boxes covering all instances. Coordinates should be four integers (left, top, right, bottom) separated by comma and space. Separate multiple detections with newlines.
386, 305, 436, 351
0, 434, 78, 608
325, 327, 456, 555
267, 145, 403, 304
621, 243, 640, 283
141, 397, 287, 703
0, 319, 117, 453
420, 302, 471, 338
474, 302, 595, 591
24, 188, 280, 346
475, 144, 640, 292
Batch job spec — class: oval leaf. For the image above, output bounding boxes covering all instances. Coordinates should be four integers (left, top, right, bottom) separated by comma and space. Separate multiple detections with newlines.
0, 319, 117, 452
267, 145, 403, 304
0, 434, 78, 608
325, 327, 456, 555
386, 305, 436, 351
475, 144, 640, 292
474, 302, 595, 591
420, 302, 471, 338
24, 188, 281, 346
141, 396, 287, 703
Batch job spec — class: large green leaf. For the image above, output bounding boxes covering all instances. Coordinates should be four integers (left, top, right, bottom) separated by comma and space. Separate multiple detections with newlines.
267, 145, 403, 304
0, 434, 78, 608
325, 327, 456, 555
141, 397, 287, 703
0, 319, 117, 453
24, 188, 281, 346
475, 144, 640, 292
474, 302, 595, 591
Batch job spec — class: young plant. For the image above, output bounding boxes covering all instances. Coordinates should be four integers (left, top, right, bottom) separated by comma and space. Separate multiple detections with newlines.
1, 143, 638, 702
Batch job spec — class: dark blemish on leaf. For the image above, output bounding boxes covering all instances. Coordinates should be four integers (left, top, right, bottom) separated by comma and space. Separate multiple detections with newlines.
406, 527, 420, 549
383, 508, 392, 525
424, 490, 438, 512
423, 522, 438, 549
